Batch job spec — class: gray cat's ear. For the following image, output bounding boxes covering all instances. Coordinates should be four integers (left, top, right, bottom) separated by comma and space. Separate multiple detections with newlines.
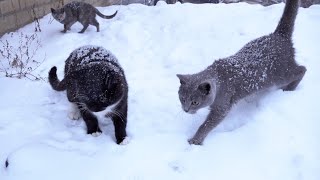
177, 74, 187, 85
51, 8, 56, 13
198, 82, 211, 95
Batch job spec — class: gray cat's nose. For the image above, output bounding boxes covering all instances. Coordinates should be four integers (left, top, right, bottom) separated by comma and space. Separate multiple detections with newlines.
183, 107, 190, 113
183, 106, 196, 114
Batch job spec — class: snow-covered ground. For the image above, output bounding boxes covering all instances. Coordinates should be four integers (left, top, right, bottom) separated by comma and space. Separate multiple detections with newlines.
1, 2, 320, 180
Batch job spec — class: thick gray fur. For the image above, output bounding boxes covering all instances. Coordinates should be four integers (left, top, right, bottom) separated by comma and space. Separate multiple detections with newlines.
48, 46, 128, 144
177, 0, 306, 145
51, 1, 117, 33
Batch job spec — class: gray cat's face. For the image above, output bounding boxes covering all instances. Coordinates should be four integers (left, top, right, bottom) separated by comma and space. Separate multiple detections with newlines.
177, 74, 216, 114
51, 8, 66, 23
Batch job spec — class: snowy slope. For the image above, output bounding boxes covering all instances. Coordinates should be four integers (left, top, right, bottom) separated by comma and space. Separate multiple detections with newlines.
1, 2, 320, 180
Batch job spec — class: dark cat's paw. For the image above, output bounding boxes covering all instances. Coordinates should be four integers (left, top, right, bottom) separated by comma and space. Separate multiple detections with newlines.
68, 105, 81, 120
116, 136, 130, 145
61, 30, 67, 33
91, 132, 102, 137
117, 137, 130, 146
188, 138, 203, 145
68, 111, 81, 120
87, 128, 102, 137
49, 66, 57, 76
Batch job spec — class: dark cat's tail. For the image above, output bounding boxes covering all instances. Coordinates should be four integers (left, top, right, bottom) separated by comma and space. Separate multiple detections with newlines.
95, 9, 118, 19
274, 0, 299, 37
48, 66, 67, 91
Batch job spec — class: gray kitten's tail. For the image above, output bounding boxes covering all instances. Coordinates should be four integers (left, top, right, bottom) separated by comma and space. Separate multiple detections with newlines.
49, 66, 67, 91
96, 9, 118, 19
274, 0, 300, 37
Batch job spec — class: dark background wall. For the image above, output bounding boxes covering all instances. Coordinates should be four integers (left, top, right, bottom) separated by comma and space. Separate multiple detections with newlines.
0, 0, 319, 37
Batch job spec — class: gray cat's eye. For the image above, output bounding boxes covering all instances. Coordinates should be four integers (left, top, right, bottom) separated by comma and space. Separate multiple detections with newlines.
191, 101, 199, 106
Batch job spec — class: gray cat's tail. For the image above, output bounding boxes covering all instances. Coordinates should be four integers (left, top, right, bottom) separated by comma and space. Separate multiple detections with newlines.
274, 0, 300, 37
49, 66, 67, 91
96, 9, 118, 19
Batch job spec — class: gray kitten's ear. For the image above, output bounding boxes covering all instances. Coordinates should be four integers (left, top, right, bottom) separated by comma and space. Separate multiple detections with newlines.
198, 82, 211, 95
177, 74, 187, 85
51, 8, 56, 13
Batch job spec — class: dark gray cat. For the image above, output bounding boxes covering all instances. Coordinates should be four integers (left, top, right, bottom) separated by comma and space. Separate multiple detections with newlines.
177, 0, 306, 145
51, 1, 117, 33
48, 46, 128, 144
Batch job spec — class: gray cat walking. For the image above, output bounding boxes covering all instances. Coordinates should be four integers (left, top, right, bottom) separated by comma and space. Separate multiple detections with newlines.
51, 1, 117, 33
177, 0, 306, 145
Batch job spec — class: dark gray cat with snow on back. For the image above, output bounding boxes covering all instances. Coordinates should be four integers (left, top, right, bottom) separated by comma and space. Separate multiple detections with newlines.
51, 1, 117, 33
49, 46, 128, 144
177, 0, 306, 145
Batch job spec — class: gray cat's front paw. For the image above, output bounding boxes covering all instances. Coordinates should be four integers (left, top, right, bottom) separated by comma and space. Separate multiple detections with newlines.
188, 138, 203, 145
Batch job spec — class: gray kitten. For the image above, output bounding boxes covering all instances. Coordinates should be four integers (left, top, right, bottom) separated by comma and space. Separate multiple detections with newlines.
177, 0, 306, 145
51, 1, 117, 33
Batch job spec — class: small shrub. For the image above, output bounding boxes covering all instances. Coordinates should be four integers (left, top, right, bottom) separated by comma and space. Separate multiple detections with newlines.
0, 32, 45, 81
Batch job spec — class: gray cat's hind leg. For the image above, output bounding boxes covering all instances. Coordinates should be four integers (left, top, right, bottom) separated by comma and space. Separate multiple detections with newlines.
91, 19, 100, 32
282, 65, 306, 91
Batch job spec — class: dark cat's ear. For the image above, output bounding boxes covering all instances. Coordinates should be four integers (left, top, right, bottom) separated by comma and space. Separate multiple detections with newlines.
198, 82, 211, 95
177, 74, 187, 85
51, 8, 56, 13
